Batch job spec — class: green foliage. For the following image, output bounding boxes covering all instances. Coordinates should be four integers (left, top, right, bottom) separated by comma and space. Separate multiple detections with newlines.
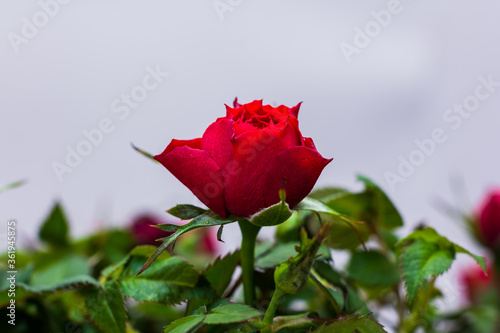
167, 204, 206, 220
312, 314, 387, 333
3, 175, 497, 333
138, 210, 238, 274
399, 227, 486, 302
347, 250, 400, 286
0, 179, 24, 193
250, 188, 293, 226
205, 251, 240, 295
86, 280, 126, 333
30, 253, 90, 287
272, 313, 319, 331
255, 243, 300, 269
131, 143, 159, 163
295, 197, 368, 250
39, 203, 70, 247
0, 275, 100, 307
356, 175, 403, 229
163, 303, 261, 332
401, 239, 454, 302
102, 245, 215, 305
400, 227, 486, 272
306, 176, 403, 251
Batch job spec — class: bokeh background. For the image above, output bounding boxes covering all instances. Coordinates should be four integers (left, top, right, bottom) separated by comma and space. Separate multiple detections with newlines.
1, 0, 500, 312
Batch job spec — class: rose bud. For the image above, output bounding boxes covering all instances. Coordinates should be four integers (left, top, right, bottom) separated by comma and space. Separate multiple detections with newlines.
459, 263, 492, 305
274, 224, 330, 295
130, 214, 174, 245
476, 188, 500, 249
155, 99, 332, 218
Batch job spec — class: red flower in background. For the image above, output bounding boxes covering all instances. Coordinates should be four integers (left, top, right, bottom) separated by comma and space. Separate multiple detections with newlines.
155, 99, 332, 218
131, 214, 173, 245
477, 188, 500, 249
459, 263, 492, 304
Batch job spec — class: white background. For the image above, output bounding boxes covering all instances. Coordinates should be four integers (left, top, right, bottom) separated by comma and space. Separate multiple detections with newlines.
1, 0, 500, 315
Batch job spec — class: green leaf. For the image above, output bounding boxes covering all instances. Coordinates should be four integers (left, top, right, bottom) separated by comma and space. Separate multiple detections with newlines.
255, 243, 299, 269
120, 257, 201, 303
357, 175, 403, 229
109, 246, 214, 305
131, 143, 159, 163
86, 280, 126, 333
453, 244, 487, 273
0, 275, 100, 307
163, 304, 260, 332
312, 314, 382, 333
163, 315, 205, 333
309, 187, 350, 202
355, 317, 388, 333
345, 285, 371, 315
168, 204, 206, 220
138, 211, 237, 275
314, 176, 403, 232
30, 254, 90, 288
39, 203, 70, 247
250, 189, 292, 226
273, 313, 318, 331
313, 260, 343, 287
401, 239, 454, 302
203, 303, 261, 324
347, 251, 400, 286
296, 197, 367, 250
205, 251, 240, 295
275, 211, 306, 243
0, 179, 25, 193
400, 227, 486, 273
101, 245, 172, 282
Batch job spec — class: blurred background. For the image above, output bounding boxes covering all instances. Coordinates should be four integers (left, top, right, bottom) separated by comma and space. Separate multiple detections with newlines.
1, 0, 499, 311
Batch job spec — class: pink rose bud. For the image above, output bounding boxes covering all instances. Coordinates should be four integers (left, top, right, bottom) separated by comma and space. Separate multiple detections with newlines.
477, 188, 500, 249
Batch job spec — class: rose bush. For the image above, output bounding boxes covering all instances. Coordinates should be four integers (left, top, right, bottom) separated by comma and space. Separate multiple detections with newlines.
477, 188, 500, 249
155, 99, 332, 217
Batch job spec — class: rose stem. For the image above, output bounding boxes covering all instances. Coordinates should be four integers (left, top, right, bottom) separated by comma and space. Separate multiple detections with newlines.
262, 288, 286, 325
238, 219, 261, 306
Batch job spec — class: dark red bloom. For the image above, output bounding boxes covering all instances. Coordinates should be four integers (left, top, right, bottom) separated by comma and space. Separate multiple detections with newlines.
131, 214, 174, 245
155, 99, 332, 218
477, 188, 500, 249
459, 263, 492, 304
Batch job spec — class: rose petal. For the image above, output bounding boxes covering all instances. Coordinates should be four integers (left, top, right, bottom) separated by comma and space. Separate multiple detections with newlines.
224, 129, 288, 217
263, 146, 332, 209
162, 138, 202, 154
202, 118, 235, 172
155, 144, 226, 217
290, 102, 302, 118
277, 117, 302, 147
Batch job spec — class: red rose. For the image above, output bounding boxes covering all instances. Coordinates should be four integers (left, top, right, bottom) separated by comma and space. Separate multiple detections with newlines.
131, 214, 174, 245
155, 99, 332, 218
459, 263, 492, 304
477, 188, 500, 249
